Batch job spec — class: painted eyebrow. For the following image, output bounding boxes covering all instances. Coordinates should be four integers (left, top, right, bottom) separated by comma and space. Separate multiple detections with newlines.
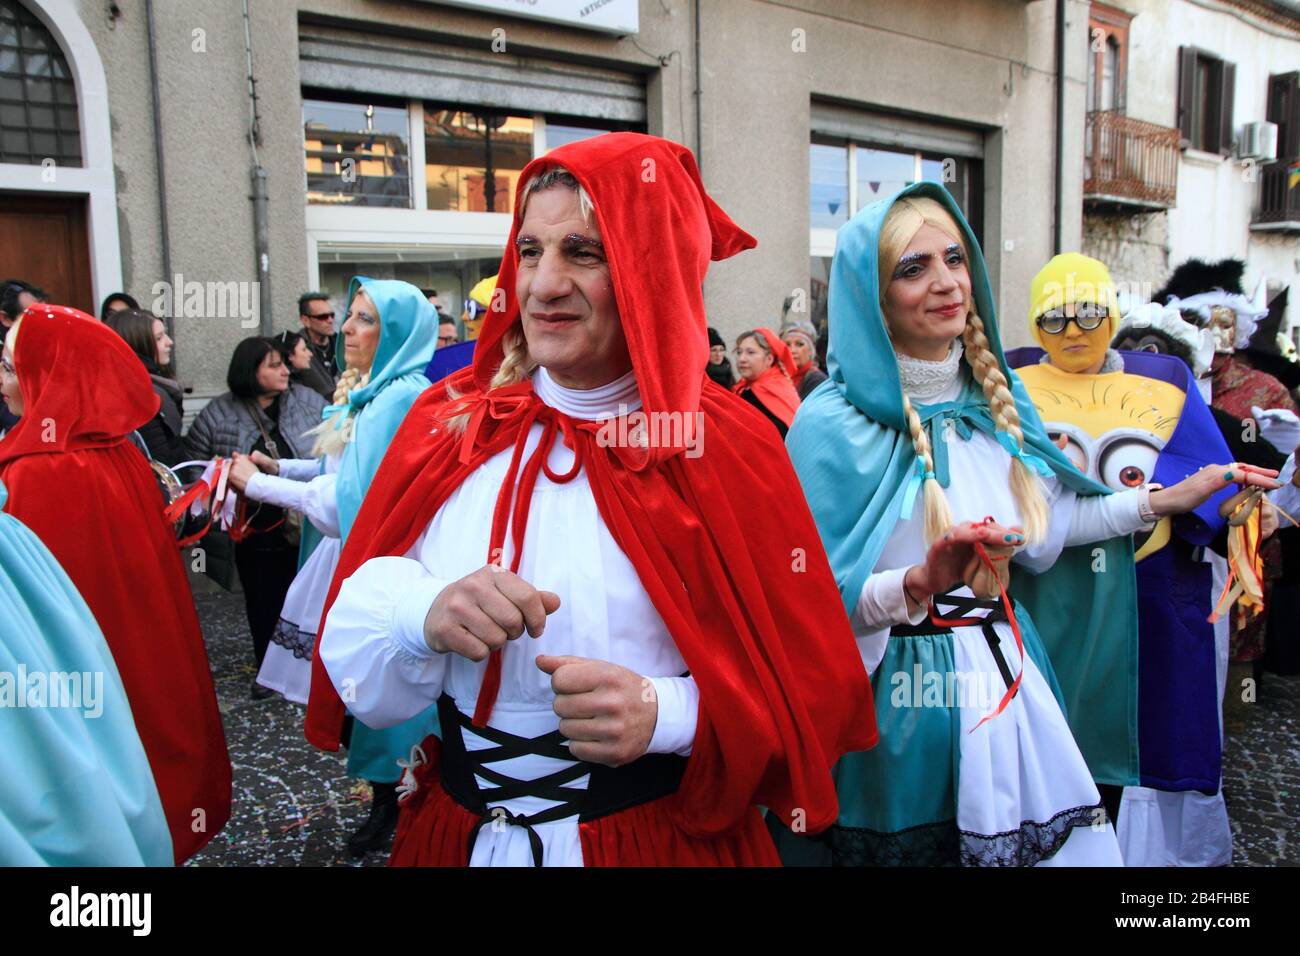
514, 233, 604, 249
892, 251, 931, 276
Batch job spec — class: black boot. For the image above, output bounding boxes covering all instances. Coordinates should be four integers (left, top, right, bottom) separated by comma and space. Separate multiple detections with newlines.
346, 781, 400, 857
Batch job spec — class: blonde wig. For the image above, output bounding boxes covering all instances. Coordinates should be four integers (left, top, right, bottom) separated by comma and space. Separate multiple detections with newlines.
878, 196, 1048, 544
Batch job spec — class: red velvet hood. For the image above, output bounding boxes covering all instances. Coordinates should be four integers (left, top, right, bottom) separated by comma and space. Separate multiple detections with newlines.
0, 305, 158, 468
472, 133, 756, 467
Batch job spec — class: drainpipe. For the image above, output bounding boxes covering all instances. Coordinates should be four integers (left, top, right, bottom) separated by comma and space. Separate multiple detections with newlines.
694, 0, 702, 172
243, 0, 273, 335
144, 0, 173, 337
1053, 0, 1066, 255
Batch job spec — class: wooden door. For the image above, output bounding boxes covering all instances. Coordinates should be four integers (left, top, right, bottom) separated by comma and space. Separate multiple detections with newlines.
0, 192, 93, 315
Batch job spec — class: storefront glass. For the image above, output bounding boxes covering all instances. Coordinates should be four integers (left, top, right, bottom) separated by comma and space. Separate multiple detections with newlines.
303, 97, 411, 207
425, 109, 534, 214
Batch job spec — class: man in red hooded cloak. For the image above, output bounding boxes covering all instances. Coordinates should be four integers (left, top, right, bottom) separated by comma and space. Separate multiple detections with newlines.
0, 305, 231, 863
305, 133, 875, 866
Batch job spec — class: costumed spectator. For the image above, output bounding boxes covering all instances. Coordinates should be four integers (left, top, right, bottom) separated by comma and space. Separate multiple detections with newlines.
297, 291, 341, 399
229, 278, 439, 856
1010, 256, 1236, 867
1257, 404, 1300, 677
185, 337, 326, 690
306, 133, 875, 867
705, 326, 735, 389
272, 330, 316, 389
0, 476, 174, 866
106, 309, 185, 467
0, 306, 231, 863
786, 186, 1277, 867
1155, 260, 1297, 685
100, 291, 140, 322
781, 319, 827, 399
733, 328, 800, 438
462, 274, 498, 342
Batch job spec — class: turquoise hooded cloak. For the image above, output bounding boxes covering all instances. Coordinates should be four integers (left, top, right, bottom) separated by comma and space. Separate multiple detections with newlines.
0, 480, 173, 865
321, 277, 441, 782
786, 182, 1139, 787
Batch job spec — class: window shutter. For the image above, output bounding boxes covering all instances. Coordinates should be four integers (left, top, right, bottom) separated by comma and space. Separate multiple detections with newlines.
1268, 72, 1300, 159
1217, 61, 1236, 156
1176, 47, 1197, 147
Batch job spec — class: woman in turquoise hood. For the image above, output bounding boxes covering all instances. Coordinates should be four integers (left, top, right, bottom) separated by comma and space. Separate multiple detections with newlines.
228, 276, 440, 856
789, 186, 1261, 866
786, 185, 1152, 867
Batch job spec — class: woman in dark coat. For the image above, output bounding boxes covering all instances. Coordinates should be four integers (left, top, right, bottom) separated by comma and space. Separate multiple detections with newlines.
185, 337, 326, 687
105, 309, 186, 466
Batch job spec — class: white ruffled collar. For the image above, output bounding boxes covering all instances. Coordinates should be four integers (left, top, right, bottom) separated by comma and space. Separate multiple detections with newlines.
532, 366, 642, 420
896, 340, 964, 402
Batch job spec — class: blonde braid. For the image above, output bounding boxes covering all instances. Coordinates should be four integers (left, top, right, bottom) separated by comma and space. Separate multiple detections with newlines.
962, 311, 1048, 542
444, 329, 537, 434
309, 366, 369, 458
903, 390, 953, 544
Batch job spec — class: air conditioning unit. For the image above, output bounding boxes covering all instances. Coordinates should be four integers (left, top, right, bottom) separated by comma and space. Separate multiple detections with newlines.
1238, 121, 1278, 162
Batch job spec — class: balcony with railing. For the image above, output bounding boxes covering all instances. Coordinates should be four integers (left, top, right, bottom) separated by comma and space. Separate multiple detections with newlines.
1083, 111, 1180, 209
1252, 157, 1300, 232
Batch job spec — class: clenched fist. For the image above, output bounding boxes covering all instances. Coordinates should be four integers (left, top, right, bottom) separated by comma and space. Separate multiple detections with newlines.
422, 566, 560, 662
536, 654, 657, 768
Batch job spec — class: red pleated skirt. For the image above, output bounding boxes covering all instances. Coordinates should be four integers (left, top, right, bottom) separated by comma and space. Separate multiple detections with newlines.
388, 735, 780, 867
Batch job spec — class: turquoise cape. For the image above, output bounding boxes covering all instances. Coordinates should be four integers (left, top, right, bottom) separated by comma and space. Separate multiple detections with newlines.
785, 182, 1139, 786
0, 479, 174, 865
320, 277, 441, 782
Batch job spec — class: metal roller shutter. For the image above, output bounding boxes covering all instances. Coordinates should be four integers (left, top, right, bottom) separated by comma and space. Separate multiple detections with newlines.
298, 19, 646, 123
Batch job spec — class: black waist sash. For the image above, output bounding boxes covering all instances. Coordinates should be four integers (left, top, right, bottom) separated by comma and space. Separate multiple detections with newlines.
436, 693, 687, 866
890, 590, 1018, 694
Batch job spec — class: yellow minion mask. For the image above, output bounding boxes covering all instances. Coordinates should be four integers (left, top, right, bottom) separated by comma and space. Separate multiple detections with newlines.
461, 274, 499, 341
1028, 254, 1121, 374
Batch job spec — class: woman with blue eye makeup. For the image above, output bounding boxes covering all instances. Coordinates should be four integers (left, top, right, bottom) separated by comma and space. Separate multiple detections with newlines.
226, 277, 441, 857
788, 188, 1148, 867
789, 187, 1276, 867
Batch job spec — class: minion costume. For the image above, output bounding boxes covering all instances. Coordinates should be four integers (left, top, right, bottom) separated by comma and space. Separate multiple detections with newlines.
1011, 255, 1235, 865
789, 185, 1143, 866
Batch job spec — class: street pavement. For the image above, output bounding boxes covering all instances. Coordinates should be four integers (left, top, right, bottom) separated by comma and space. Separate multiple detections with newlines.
188, 587, 1298, 866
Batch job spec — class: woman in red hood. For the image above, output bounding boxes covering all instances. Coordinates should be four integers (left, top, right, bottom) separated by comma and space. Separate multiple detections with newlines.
733, 328, 801, 437
306, 133, 874, 866
0, 306, 231, 864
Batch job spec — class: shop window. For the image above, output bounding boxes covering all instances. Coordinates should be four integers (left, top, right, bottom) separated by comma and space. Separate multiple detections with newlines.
0, 0, 80, 166
303, 96, 411, 207
810, 140, 849, 229
1177, 47, 1235, 155
544, 122, 608, 152
425, 109, 534, 214
811, 137, 980, 229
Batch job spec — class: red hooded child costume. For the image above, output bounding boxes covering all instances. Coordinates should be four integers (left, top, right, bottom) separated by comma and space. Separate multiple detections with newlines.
733, 327, 801, 429
305, 133, 875, 865
0, 306, 231, 863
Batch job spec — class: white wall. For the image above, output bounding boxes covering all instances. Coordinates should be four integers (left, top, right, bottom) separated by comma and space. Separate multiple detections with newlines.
1125, 0, 1300, 332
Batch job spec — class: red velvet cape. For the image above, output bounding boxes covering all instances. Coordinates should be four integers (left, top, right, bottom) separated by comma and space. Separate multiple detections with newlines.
306, 133, 876, 839
0, 306, 231, 863
733, 328, 801, 427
